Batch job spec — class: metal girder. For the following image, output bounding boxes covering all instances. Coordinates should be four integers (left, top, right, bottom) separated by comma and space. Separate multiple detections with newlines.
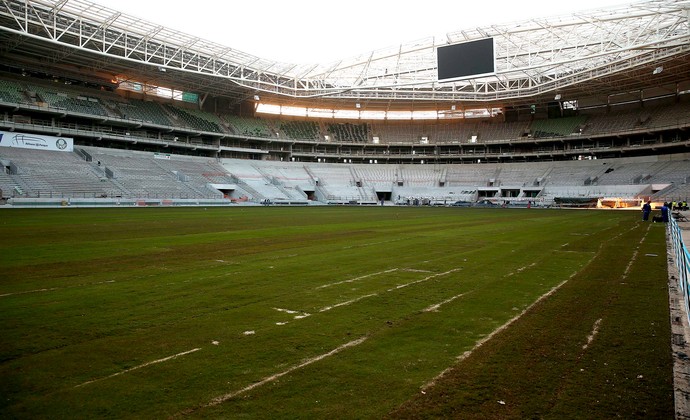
0, 0, 688, 107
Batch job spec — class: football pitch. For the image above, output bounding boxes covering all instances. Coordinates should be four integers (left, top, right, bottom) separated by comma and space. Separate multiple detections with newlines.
0, 206, 674, 418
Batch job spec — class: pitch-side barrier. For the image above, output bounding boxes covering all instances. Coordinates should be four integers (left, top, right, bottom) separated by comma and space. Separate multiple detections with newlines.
669, 214, 690, 321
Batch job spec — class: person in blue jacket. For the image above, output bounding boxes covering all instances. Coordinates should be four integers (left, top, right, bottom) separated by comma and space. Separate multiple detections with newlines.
642, 201, 652, 221
661, 202, 670, 223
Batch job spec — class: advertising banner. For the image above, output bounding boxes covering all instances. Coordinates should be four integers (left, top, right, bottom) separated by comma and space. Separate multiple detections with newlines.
0, 131, 74, 152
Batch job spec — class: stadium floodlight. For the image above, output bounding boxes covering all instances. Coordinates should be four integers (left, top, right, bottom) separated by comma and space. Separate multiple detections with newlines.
253, 95, 260, 101
653, 66, 663, 75
554, 94, 562, 100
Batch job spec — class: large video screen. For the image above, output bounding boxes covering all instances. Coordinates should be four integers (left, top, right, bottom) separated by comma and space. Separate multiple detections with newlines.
437, 38, 495, 82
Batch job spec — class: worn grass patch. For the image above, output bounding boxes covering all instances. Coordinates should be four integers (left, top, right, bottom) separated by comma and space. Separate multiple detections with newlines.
387, 220, 673, 419
0, 207, 673, 418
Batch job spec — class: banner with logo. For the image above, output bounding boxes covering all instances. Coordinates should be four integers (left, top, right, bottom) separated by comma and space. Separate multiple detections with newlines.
0, 131, 73, 152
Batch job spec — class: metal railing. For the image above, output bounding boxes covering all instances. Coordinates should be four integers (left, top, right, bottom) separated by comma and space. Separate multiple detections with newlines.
669, 214, 690, 320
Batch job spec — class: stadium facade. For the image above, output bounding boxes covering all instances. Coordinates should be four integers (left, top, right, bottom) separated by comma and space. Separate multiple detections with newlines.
0, 0, 689, 206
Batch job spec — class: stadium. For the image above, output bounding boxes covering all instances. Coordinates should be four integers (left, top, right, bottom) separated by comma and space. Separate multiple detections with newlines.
1, 0, 690, 418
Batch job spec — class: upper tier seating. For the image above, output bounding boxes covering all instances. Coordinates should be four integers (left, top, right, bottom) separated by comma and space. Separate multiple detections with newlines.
163, 104, 224, 133
28, 84, 108, 117
280, 121, 321, 140
327, 122, 370, 142
224, 115, 274, 138
114, 99, 173, 126
531, 116, 588, 138
0, 79, 25, 103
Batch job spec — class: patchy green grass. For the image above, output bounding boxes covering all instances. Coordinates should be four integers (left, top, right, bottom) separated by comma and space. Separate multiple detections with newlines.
0, 207, 673, 418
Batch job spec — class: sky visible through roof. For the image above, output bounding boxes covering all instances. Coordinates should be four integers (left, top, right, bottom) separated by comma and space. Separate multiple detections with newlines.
91, 0, 632, 64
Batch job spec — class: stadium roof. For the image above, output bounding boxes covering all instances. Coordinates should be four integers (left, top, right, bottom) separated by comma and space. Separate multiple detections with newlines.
0, 0, 688, 112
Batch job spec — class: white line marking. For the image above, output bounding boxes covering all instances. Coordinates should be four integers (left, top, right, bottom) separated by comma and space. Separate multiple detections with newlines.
274, 308, 310, 319
205, 337, 367, 407
74, 348, 201, 388
317, 268, 398, 289
342, 238, 403, 250
622, 223, 650, 280
622, 250, 639, 279
423, 293, 467, 312
505, 262, 537, 277
206, 271, 242, 280
0, 278, 119, 298
320, 294, 378, 312
583, 318, 602, 350
268, 253, 299, 260
0, 287, 61, 297
388, 268, 462, 292
274, 308, 299, 314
